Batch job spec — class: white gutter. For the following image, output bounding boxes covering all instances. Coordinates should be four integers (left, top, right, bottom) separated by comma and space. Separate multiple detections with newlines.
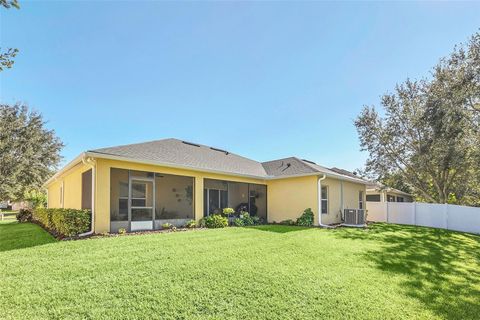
79, 156, 96, 237
317, 174, 330, 227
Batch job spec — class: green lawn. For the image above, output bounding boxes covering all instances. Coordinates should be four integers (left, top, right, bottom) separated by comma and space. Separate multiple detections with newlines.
1, 221, 479, 319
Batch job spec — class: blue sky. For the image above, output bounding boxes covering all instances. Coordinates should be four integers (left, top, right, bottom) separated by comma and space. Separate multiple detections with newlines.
1, 1, 479, 170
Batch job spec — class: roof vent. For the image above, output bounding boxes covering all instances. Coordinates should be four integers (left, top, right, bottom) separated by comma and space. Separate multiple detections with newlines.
182, 141, 200, 147
302, 159, 317, 165
210, 147, 229, 155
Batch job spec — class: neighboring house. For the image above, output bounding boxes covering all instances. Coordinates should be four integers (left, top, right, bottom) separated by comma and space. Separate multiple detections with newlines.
366, 182, 413, 203
44, 138, 368, 233
0, 201, 29, 211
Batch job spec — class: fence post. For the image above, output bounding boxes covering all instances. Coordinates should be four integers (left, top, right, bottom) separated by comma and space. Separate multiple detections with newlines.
413, 202, 417, 226
445, 204, 449, 230
386, 202, 389, 223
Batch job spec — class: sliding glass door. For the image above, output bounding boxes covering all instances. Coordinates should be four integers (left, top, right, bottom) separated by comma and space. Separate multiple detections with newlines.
203, 179, 267, 220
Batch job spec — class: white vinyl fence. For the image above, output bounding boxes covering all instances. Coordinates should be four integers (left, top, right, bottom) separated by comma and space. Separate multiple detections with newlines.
366, 201, 480, 234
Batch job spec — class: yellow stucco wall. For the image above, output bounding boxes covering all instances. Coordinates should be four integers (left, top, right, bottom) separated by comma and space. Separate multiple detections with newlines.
47, 162, 92, 210
320, 178, 367, 224
95, 158, 267, 233
267, 175, 318, 224
267, 176, 366, 225
47, 179, 62, 208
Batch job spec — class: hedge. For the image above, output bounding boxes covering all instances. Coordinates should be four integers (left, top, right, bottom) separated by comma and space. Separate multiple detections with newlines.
33, 208, 91, 237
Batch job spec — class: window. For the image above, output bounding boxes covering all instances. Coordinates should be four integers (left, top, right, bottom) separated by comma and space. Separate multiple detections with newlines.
366, 194, 380, 202
387, 195, 396, 202
321, 186, 328, 214
81, 169, 92, 210
359, 191, 364, 209
204, 188, 228, 216
397, 196, 404, 202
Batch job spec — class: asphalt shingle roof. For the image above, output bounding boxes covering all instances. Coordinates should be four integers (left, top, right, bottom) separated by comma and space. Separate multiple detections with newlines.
90, 138, 268, 177
89, 138, 368, 183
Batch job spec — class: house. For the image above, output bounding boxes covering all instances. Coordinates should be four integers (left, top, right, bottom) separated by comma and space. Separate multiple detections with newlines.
44, 138, 369, 233
366, 182, 413, 203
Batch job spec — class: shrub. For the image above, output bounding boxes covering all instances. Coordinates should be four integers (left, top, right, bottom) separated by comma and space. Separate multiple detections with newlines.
16, 209, 33, 222
279, 219, 296, 226
161, 223, 173, 229
233, 218, 244, 227
222, 207, 235, 217
296, 208, 314, 226
33, 208, 91, 237
118, 228, 127, 235
241, 212, 254, 226
184, 220, 197, 228
200, 214, 228, 228
251, 215, 261, 225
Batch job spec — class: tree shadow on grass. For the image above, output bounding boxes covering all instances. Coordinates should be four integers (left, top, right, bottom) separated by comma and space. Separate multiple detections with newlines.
248, 225, 310, 234
333, 223, 480, 319
0, 221, 56, 253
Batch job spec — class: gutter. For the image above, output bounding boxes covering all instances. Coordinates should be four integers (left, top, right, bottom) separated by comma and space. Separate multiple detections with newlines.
78, 156, 96, 237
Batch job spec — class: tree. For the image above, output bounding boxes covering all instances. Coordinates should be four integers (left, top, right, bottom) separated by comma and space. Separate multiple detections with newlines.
0, 0, 20, 72
355, 32, 480, 205
0, 103, 64, 201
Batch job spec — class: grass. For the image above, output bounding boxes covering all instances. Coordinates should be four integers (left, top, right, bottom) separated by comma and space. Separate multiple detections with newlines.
1, 221, 479, 320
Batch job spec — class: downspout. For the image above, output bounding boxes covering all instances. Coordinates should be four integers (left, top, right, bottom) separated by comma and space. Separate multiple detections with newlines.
79, 156, 96, 237
317, 174, 329, 227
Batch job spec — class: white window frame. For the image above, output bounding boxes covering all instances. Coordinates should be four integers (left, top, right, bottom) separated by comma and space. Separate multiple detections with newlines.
321, 186, 328, 214
359, 191, 364, 209
130, 180, 153, 210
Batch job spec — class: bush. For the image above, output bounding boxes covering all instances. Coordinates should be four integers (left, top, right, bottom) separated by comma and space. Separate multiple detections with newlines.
161, 223, 173, 229
33, 208, 91, 237
118, 228, 127, 235
241, 212, 254, 226
252, 215, 262, 225
16, 209, 33, 222
184, 220, 197, 228
233, 218, 244, 227
296, 208, 314, 226
200, 214, 228, 228
222, 207, 235, 217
